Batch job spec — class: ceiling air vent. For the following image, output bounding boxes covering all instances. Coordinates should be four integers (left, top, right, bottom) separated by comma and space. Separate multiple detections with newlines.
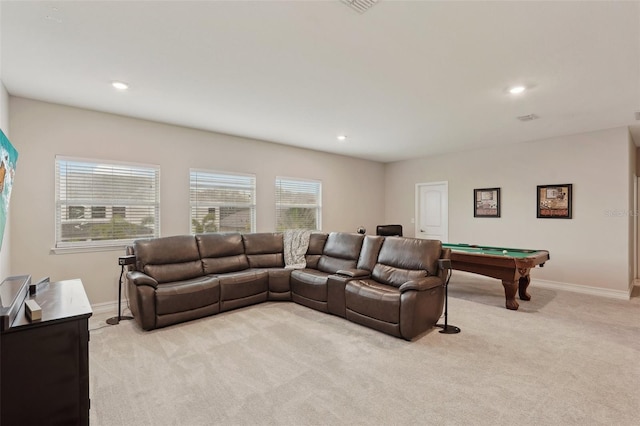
341, 0, 379, 14
635, 111, 640, 120
517, 114, 539, 122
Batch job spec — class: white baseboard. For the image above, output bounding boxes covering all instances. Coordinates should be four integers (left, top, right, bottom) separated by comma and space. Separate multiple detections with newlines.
91, 300, 127, 316
532, 279, 632, 301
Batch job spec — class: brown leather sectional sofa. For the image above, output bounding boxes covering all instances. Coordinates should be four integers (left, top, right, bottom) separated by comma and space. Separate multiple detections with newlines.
126, 231, 451, 340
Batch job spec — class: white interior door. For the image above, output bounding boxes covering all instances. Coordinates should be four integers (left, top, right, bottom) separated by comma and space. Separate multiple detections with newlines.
415, 182, 448, 242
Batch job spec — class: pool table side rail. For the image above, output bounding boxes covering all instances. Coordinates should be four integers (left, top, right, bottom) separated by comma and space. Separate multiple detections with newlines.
443, 243, 548, 255
448, 250, 550, 273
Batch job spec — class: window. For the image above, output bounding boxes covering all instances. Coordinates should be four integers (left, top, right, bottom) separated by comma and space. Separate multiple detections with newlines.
275, 177, 322, 231
55, 157, 160, 249
190, 170, 256, 234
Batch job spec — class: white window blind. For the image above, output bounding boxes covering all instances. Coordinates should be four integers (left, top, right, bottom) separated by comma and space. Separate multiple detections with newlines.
275, 177, 322, 231
190, 169, 256, 234
55, 157, 160, 249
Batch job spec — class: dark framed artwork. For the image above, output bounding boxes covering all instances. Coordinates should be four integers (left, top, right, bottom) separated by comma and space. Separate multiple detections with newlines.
474, 187, 500, 217
537, 184, 572, 219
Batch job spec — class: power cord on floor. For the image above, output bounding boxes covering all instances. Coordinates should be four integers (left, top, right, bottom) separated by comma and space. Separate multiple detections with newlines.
89, 323, 112, 332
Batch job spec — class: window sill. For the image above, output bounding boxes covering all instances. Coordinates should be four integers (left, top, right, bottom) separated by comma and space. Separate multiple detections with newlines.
50, 245, 129, 255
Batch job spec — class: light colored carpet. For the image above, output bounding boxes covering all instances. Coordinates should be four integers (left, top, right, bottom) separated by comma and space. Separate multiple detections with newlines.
89, 273, 640, 425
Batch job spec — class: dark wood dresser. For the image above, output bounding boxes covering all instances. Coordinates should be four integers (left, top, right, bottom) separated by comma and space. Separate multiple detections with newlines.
0, 278, 92, 426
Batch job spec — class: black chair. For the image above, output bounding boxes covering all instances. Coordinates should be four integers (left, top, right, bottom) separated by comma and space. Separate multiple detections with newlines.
376, 224, 403, 237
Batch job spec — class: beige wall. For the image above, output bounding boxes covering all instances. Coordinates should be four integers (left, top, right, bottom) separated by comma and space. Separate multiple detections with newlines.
8, 97, 385, 305
385, 127, 633, 294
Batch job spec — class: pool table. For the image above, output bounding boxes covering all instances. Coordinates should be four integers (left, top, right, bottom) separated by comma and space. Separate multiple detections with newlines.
442, 243, 550, 310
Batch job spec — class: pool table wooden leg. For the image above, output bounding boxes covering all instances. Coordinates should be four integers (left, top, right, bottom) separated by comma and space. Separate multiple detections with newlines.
518, 272, 532, 301
501, 281, 519, 310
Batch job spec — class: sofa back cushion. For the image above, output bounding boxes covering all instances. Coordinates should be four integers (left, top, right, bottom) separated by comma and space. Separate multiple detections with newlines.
196, 233, 249, 274
305, 232, 328, 269
134, 235, 203, 284
372, 237, 442, 287
243, 233, 284, 268
356, 235, 385, 271
317, 232, 364, 273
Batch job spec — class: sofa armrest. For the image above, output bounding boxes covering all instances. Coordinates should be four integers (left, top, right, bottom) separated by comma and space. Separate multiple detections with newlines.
336, 269, 370, 278
127, 271, 159, 289
399, 276, 443, 293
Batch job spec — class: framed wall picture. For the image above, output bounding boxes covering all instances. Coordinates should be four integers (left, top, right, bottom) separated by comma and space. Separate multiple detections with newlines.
537, 184, 572, 219
474, 187, 500, 218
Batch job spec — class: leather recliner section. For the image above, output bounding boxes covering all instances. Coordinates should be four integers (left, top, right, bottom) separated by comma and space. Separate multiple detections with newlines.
345, 237, 446, 340
129, 235, 221, 331
326, 235, 384, 318
242, 233, 291, 300
290, 232, 365, 313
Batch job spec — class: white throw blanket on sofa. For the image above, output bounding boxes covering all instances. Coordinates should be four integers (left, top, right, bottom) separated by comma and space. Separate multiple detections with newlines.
283, 229, 312, 269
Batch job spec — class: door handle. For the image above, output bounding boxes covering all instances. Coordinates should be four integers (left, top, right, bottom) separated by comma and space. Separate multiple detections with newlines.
420, 229, 426, 233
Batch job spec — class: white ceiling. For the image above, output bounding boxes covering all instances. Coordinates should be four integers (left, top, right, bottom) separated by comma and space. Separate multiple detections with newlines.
1, 0, 639, 163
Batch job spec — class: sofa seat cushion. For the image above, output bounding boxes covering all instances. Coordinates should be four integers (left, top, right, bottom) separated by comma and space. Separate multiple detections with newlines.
219, 270, 269, 301
249, 268, 292, 294
290, 269, 330, 302
155, 276, 220, 316
345, 279, 400, 324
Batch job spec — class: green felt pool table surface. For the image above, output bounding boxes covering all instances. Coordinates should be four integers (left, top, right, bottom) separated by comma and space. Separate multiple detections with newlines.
442, 243, 546, 259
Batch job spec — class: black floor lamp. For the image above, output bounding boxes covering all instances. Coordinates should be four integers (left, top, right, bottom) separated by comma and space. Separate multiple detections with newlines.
106, 255, 136, 325
436, 258, 461, 334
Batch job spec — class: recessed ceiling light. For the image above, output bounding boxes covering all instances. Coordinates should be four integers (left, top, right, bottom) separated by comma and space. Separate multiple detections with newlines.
509, 86, 526, 94
112, 81, 129, 91
337, 135, 347, 141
